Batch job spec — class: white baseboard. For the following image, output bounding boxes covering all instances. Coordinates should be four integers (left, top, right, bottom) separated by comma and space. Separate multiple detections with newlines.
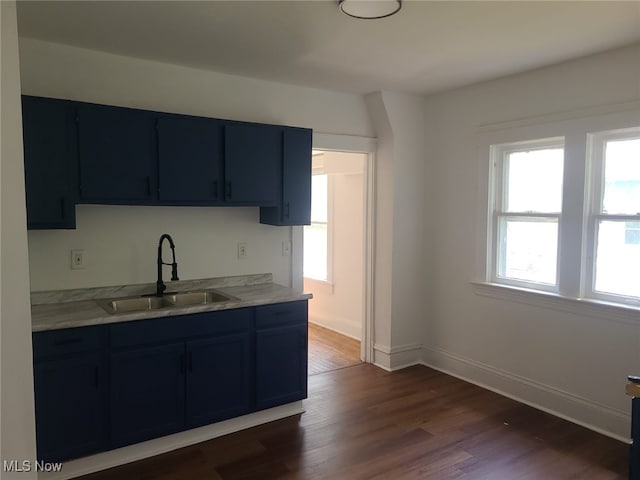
309, 313, 361, 341
373, 343, 423, 371
422, 346, 630, 442
38, 402, 304, 480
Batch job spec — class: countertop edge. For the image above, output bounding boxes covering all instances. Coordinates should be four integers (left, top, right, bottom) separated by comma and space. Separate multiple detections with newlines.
31, 279, 312, 332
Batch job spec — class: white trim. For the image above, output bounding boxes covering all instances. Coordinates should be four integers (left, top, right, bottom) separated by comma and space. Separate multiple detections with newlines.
373, 343, 423, 371
303, 277, 334, 295
308, 134, 377, 367
472, 281, 640, 325
422, 346, 630, 442
309, 315, 360, 341
37, 402, 304, 480
313, 133, 377, 153
477, 99, 640, 134
362, 151, 376, 364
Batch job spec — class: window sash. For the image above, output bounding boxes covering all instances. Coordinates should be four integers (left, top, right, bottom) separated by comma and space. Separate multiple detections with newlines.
490, 138, 564, 291
585, 127, 640, 304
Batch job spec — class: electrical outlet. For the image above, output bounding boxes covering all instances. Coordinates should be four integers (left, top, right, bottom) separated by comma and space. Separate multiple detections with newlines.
71, 249, 86, 270
237, 242, 248, 259
282, 240, 292, 257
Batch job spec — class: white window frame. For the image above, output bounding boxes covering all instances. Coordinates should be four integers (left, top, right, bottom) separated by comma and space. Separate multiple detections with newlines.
489, 137, 565, 292
584, 127, 640, 306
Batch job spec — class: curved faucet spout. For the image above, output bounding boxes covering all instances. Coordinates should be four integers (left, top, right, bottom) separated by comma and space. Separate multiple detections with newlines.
157, 234, 179, 297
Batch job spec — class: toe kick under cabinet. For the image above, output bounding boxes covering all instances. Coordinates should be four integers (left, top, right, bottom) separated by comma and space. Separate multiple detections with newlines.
31, 300, 308, 463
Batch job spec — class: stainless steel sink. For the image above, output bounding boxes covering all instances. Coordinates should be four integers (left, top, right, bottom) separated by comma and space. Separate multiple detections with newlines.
100, 296, 172, 313
164, 291, 232, 307
98, 290, 234, 314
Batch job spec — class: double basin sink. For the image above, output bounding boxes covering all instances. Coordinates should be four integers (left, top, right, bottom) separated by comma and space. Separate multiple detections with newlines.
99, 290, 234, 314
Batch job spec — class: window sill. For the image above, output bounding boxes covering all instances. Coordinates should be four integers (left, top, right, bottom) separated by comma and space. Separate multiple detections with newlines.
472, 281, 640, 325
303, 277, 334, 295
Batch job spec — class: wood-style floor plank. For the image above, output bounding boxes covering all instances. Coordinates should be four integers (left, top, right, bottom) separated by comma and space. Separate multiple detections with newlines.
78, 364, 628, 480
307, 323, 361, 375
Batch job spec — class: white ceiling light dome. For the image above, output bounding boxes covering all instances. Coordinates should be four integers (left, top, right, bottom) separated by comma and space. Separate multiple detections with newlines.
338, 0, 402, 19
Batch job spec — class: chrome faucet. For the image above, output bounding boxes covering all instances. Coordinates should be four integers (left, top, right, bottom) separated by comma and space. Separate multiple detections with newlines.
156, 233, 179, 297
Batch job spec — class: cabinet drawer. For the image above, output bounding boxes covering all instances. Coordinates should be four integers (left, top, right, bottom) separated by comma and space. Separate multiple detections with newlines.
182, 308, 252, 338
255, 301, 307, 329
33, 325, 105, 360
110, 309, 252, 349
110, 316, 185, 349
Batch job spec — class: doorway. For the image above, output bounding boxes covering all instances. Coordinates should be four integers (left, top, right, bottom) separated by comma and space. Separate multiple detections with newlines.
303, 150, 368, 375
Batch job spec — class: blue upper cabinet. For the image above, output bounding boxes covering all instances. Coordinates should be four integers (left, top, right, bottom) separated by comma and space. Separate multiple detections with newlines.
22, 96, 77, 229
77, 103, 157, 203
224, 124, 281, 205
22, 96, 312, 226
157, 115, 224, 204
260, 127, 312, 226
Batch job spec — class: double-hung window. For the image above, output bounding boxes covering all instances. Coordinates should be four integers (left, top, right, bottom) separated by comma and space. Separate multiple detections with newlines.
587, 128, 640, 302
304, 173, 331, 282
487, 122, 640, 308
490, 138, 564, 290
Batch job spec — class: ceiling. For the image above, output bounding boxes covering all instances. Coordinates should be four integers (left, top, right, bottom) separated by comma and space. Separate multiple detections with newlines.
15, 1, 640, 96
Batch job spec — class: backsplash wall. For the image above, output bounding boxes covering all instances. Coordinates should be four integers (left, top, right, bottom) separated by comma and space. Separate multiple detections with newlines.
27, 205, 292, 292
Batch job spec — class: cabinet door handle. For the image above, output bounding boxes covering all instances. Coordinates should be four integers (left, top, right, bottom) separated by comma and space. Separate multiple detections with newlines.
274, 310, 293, 317
145, 176, 152, 196
188, 351, 193, 373
225, 182, 232, 200
284, 202, 290, 219
179, 353, 186, 374
60, 197, 66, 219
212, 180, 218, 199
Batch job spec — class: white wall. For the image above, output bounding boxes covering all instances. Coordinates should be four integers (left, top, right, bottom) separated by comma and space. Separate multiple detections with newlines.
424, 43, 640, 439
304, 152, 365, 340
366, 91, 428, 370
29, 206, 291, 291
18, 38, 374, 292
1, 2, 37, 476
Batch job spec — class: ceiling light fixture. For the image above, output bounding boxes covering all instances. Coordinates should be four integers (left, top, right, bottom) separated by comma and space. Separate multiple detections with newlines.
338, 0, 402, 19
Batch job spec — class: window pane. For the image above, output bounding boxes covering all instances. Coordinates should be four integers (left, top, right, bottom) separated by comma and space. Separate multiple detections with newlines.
602, 138, 640, 215
506, 148, 563, 213
310, 175, 328, 222
303, 223, 327, 281
498, 218, 558, 285
594, 220, 640, 298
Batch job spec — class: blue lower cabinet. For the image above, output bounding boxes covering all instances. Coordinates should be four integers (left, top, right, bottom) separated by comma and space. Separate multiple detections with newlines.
33, 353, 107, 462
33, 302, 307, 461
256, 323, 308, 410
186, 333, 252, 428
110, 343, 185, 447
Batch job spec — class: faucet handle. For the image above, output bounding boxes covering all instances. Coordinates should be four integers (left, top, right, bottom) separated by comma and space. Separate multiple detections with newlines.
171, 263, 179, 281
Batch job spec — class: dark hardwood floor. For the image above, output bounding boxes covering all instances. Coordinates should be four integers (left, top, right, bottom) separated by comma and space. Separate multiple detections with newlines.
308, 322, 361, 375
79, 364, 628, 480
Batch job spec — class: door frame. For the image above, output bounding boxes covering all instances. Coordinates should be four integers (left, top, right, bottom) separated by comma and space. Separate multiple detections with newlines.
292, 133, 377, 364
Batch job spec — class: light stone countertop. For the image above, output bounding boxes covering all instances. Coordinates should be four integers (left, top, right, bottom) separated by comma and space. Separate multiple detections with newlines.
31, 274, 312, 332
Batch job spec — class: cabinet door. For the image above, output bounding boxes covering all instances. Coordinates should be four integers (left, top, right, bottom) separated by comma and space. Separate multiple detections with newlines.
260, 128, 312, 226
282, 128, 312, 225
110, 343, 185, 447
157, 116, 224, 204
33, 353, 107, 462
77, 103, 156, 203
21, 96, 77, 229
224, 124, 281, 205
255, 324, 308, 410
186, 332, 252, 428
